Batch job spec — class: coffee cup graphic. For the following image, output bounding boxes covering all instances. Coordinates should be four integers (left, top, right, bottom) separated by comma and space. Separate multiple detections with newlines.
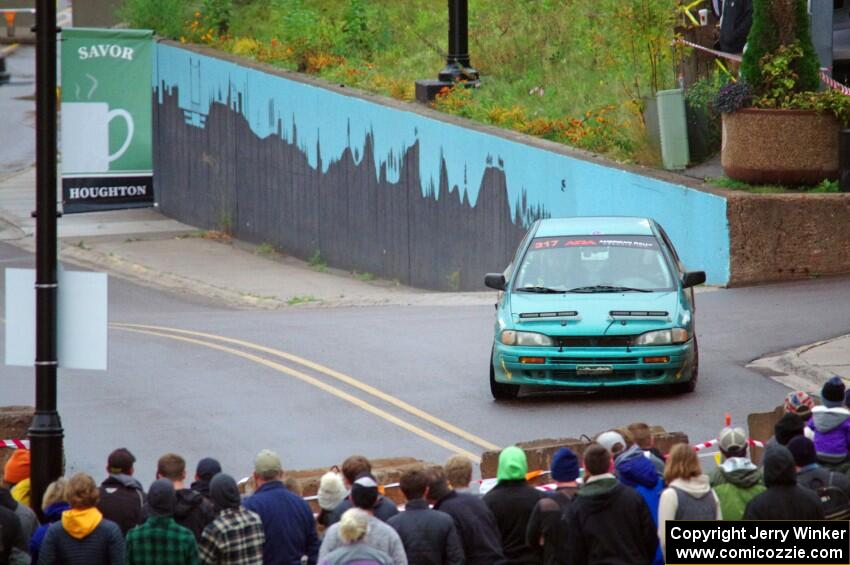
61, 102, 134, 174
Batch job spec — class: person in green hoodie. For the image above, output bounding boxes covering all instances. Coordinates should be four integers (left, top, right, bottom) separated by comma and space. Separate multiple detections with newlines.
708, 427, 765, 521
482, 446, 543, 565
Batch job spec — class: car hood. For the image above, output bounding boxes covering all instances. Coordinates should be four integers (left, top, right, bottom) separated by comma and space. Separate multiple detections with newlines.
507, 291, 683, 335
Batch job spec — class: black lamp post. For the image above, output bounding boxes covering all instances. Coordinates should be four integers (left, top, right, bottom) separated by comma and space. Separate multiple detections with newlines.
29, 0, 64, 519
415, 0, 479, 103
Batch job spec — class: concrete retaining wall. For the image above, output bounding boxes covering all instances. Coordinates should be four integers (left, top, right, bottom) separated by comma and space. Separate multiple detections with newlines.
727, 192, 850, 285
152, 42, 731, 290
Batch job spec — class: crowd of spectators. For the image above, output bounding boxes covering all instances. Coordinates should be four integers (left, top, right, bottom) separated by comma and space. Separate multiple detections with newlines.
2, 380, 850, 564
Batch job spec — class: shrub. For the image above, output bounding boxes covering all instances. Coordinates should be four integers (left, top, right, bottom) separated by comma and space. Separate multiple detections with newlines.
203, 0, 233, 35
741, 0, 820, 94
118, 0, 188, 38
713, 81, 752, 114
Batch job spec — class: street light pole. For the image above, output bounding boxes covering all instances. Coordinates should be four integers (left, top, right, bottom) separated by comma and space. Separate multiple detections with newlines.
29, 0, 63, 518
415, 0, 479, 103
439, 0, 477, 82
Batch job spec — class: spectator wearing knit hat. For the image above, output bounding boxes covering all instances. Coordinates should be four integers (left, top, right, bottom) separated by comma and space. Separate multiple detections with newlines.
743, 445, 824, 520
126, 479, 198, 565
0, 451, 38, 548
317, 471, 347, 529
4, 448, 31, 507
320, 474, 407, 565
38, 472, 125, 565
808, 376, 850, 467
242, 449, 318, 565
785, 391, 815, 421
765, 412, 806, 449
525, 448, 579, 565
97, 447, 147, 536
787, 436, 850, 515
483, 446, 543, 565
191, 458, 222, 501
199, 474, 265, 565
708, 426, 765, 521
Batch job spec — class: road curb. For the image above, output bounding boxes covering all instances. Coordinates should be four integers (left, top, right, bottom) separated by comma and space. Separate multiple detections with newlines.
748, 336, 850, 395
59, 243, 288, 310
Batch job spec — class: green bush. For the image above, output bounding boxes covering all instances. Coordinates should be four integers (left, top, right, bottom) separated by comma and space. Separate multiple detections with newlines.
203, 0, 233, 34
741, 0, 820, 94
118, 0, 189, 38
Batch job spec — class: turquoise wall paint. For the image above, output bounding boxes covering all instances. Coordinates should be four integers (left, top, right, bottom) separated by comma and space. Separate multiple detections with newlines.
155, 43, 730, 285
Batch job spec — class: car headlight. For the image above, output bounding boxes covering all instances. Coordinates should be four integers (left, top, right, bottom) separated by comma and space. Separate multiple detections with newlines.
500, 330, 554, 347
634, 328, 690, 346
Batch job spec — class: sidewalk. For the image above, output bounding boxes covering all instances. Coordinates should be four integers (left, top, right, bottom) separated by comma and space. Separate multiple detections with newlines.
0, 167, 497, 309
749, 334, 850, 396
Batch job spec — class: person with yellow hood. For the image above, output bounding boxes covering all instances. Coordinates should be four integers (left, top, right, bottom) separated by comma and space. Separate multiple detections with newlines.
37, 472, 125, 564
4, 448, 31, 508
482, 446, 543, 565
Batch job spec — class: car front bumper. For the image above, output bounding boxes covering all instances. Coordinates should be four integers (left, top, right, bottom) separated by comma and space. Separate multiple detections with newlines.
492, 340, 696, 388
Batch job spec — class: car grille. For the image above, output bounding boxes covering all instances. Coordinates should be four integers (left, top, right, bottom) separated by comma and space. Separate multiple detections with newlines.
552, 335, 635, 347
530, 369, 666, 383
550, 357, 639, 365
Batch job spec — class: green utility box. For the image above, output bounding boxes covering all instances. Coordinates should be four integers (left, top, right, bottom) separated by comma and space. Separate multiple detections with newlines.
656, 88, 690, 171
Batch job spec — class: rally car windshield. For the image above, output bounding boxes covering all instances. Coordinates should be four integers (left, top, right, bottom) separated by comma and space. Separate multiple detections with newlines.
513, 236, 675, 293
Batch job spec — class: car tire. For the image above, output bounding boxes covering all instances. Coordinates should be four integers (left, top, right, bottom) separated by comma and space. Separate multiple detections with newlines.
490, 353, 520, 400
671, 338, 699, 394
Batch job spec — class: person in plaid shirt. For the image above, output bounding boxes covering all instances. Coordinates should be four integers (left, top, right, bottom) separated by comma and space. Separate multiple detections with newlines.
199, 473, 265, 565
126, 479, 199, 565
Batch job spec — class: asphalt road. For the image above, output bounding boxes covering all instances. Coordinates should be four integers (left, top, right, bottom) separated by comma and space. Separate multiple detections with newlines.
3, 241, 850, 485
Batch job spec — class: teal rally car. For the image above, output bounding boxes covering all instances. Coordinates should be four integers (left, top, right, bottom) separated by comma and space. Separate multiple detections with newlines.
485, 217, 706, 400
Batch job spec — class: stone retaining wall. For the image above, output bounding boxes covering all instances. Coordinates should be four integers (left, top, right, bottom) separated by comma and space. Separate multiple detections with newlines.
727, 192, 850, 285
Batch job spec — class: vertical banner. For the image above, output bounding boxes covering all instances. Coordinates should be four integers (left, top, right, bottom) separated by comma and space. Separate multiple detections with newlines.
61, 28, 153, 213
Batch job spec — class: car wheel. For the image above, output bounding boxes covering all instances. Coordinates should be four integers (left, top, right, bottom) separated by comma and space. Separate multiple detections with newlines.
490, 352, 520, 400
671, 338, 699, 394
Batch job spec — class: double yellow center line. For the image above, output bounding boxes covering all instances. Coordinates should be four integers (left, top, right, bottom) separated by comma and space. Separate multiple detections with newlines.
111, 323, 500, 462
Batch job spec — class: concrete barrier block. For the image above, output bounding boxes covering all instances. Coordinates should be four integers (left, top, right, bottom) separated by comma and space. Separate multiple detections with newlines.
480, 426, 689, 479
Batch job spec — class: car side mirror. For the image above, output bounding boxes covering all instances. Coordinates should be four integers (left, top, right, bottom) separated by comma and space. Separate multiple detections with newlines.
682, 271, 706, 289
484, 273, 507, 291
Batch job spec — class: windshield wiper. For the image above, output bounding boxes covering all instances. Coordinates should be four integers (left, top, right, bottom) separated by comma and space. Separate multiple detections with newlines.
566, 285, 652, 293
515, 286, 567, 294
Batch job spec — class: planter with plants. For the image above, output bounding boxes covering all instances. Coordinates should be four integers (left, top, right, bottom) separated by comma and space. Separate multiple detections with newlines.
716, 0, 850, 185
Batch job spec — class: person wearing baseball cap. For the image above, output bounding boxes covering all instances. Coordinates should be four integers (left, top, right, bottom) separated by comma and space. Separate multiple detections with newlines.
708, 427, 765, 520
96, 448, 146, 536
808, 376, 850, 467
242, 449, 318, 565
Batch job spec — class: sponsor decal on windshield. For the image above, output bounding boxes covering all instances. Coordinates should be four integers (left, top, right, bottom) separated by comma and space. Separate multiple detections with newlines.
531, 236, 658, 250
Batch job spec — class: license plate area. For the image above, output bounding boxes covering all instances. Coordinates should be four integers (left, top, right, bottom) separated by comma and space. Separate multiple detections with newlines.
576, 365, 614, 376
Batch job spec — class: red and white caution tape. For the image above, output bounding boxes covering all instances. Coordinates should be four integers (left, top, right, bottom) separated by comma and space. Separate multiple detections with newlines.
693, 438, 764, 452
0, 439, 29, 449
675, 38, 850, 96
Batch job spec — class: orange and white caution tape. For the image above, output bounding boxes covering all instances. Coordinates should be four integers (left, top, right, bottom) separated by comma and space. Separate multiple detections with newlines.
692, 438, 764, 452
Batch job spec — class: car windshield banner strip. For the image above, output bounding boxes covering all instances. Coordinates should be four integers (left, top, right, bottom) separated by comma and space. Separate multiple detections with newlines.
529, 236, 658, 250
61, 28, 155, 214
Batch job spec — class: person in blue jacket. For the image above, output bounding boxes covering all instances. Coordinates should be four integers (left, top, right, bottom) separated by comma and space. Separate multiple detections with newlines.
243, 449, 319, 565
615, 446, 664, 565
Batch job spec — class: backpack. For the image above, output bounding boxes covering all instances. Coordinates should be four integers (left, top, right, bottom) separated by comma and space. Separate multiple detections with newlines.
807, 475, 850, 521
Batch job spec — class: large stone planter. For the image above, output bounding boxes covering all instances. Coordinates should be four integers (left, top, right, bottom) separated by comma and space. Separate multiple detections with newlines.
722, 108, 840, 185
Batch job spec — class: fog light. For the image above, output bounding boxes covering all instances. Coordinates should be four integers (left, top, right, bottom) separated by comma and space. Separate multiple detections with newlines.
520, 357, 546, 364
643, 356, 670, 364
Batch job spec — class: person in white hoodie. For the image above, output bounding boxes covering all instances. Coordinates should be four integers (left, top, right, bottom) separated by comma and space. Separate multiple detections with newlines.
658, 444, 722, 557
